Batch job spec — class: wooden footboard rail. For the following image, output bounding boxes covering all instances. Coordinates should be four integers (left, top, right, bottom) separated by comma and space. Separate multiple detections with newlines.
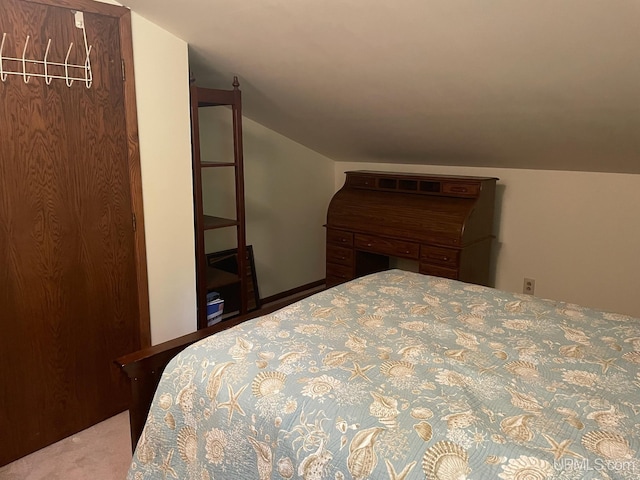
117, 305, 282, 451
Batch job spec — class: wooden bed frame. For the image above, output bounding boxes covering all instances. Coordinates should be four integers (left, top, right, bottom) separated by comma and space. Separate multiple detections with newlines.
116, 285, 324, 450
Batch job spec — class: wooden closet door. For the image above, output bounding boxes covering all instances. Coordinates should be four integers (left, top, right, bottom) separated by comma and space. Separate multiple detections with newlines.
0, 0, 144, 465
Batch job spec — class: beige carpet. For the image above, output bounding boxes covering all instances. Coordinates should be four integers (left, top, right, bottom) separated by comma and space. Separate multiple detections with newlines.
0, 412, 132, 480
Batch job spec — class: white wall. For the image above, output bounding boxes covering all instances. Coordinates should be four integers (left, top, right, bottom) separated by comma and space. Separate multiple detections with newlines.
198, 108, 335, 298
335, 163, 640, 318
243, 119, 335, 297
130, 15, 197, 344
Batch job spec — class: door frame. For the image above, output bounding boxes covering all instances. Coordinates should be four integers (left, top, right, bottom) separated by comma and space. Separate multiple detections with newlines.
24, 0, 151, 347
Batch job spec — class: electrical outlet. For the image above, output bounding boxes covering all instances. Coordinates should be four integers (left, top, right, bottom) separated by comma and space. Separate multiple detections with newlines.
523, 277, 535, 295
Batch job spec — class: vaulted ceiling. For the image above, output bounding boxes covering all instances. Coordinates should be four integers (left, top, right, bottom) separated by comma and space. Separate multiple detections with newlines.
122, 0, 640, 173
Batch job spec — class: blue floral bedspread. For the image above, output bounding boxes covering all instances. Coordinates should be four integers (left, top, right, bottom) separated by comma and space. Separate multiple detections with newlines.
127, 270, 640, 480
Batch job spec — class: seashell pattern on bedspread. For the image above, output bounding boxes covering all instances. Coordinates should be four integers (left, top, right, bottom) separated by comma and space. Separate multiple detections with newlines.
127, 270, 640, 479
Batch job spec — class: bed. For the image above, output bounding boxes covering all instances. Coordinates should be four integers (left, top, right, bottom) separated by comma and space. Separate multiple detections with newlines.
125, 270, 640, 479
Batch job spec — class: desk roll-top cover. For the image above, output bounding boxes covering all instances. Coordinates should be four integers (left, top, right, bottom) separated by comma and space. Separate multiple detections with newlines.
325, 171, 498, 287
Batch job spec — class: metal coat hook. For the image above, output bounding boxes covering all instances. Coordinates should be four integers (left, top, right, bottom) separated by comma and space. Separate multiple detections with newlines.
64, 42, 74, 87
78, 11, 92, 88
0, 33, 7, 82
84, 45, 92, 88
21, 35, 31, 83
1, 10, 93, 88
43, 39, 52, 85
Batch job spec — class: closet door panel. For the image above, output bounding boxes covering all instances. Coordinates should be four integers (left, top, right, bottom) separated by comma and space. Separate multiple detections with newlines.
0, 0, 141, 465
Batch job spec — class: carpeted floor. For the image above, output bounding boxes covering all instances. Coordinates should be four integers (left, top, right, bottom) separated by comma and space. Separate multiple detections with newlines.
0, 411, 132, 480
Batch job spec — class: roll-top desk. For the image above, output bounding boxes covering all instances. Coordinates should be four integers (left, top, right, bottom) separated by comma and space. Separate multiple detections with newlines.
325, 171, 498, 288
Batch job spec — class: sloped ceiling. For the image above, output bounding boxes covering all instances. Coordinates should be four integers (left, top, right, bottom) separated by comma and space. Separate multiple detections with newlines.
122, 0, 640, 173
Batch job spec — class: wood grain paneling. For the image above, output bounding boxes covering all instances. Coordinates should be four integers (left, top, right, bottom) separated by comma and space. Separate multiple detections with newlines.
0, 0, 146, 465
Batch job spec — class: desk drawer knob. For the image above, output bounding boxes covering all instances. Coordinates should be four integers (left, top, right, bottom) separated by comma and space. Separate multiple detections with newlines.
367, 243, 372, 247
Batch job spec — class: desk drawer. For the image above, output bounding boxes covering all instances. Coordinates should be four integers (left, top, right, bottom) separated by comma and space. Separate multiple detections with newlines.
420, 245, 459, 268
327, 228, 353, 247
354, 234, 419, 259
419, 264, 458, 280
326, 262, 354, 282
327, 244, 353, 266
442, 182, 480, 197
